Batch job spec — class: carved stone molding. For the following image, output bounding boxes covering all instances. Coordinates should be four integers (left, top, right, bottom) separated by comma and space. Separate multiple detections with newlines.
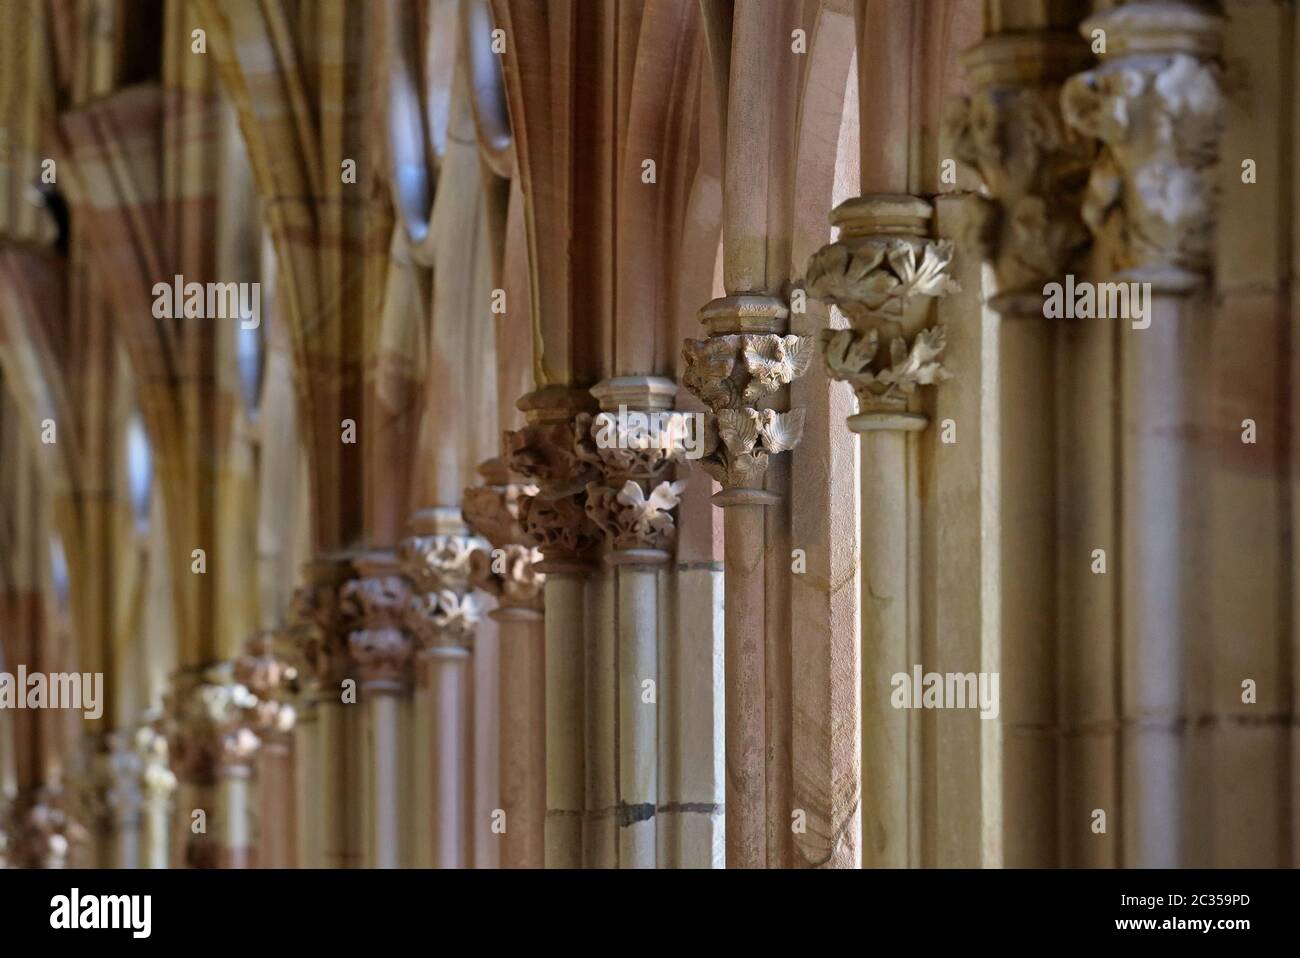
342, 552, 415, 689
2, 786, 87, 868
1061, 2, 1225, 290
946, 31, 1094, 314
518, 491, 602, 565
682, 301, 813, 495
805, 195, 958, 419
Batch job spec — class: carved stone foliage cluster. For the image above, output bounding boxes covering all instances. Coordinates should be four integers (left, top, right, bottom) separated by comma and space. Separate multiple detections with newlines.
585, 479, 687, 553
1061, 8, 1224, 282
166, 666, 263, 781
1, 787, 87, 868
806, 235, 957, 412
468, 544, 544, 612
462, 472, 544, 612
681, 334, 813, 489
399, 531, 488, 648
233, 633, 299, 739
340, 573, 415, 684
946, 80, 1092, 299
505, 417, 602, 564
517, 491, 602, 562
287, 578, 356, 688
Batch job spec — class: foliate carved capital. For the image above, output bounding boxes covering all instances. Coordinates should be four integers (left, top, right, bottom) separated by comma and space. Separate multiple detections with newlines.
806, 196, 958, 415
681, 326, 813, 491
585, 479, 686, 553
287, 561, 358, 688
340, 560, 416, 686
469, 543, 544, 612
398, 533, 481, 595
404, 590, 480, 649
462, 471, 538, 548
518, 492, 602, 564
503, 421, 596, 496
166, 667, 262, 782
233, 633, 298, 739
1061, 3, 1225, 287
577, 410, 680, 482
2, 787, 87, 868
946, 32, 1094, 306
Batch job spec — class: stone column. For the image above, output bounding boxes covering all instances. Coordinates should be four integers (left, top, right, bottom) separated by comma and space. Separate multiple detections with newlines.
505, 387, 602, 868
400, 515, 485, 869
1063, 0, 1225, 867
681, 306, 814, 869
806, 197, 958, 867
581, 376, 685, 868
463, 461, 545, 869
340, 553, 415, 869
947, 1, 1095, 866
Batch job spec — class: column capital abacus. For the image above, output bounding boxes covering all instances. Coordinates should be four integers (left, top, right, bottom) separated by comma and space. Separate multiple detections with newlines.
1061, 1, 1225, 292
805, 195, 959, 427
682, 295, 814, 501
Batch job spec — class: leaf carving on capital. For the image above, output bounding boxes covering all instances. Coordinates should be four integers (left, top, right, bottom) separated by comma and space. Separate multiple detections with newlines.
503, 422, 594, 495
518, 491, 602, 560
1062, 53, 1223, 278
347, 627, 415, 683
805, 239, 959, 328
697, 406, 807, 490
167, 670, 263, 780
469, 544, 544, 612
287, 580, 355, 686
585, 479, 686, 552
462, 481, 538, 547
398, 534, 481, 596
682, 334, 814, 411
577, 411, 679, 480
821, 325, 952, 409
339, 575, 413, 631
233, 634, 298, 738
405, 590, 481, 648
946, 86, 1092, 295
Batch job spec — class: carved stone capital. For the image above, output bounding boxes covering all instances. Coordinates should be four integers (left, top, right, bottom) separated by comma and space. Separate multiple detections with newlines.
806, 195, 958, 416
287, 554, 360, 689
342, 553, 415, 688
469, 543, 544, 613
166, 665, 262, 783
681, 313, 813, 493
462, 459, 539, 548
518, 491, 602, 567
2, 786, 88, 868
585, 478, 685, 557
1062, 2, 1225, 289
134, 723, 177, 803
233, 632, 299, 740
946, 31, 1094, 313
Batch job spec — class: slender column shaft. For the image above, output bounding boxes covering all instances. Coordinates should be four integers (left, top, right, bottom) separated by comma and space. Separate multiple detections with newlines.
544, 572, 586, 867
616, 565, 658, 867
218, 766, 253, 868
497, 608, 545, 868
294, 703, 322, 867
427, 648, 471, 868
